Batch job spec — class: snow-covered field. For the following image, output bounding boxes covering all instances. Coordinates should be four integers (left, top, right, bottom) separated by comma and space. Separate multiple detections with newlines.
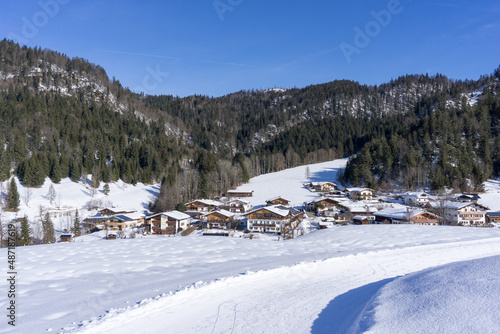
1, 159, 500, 333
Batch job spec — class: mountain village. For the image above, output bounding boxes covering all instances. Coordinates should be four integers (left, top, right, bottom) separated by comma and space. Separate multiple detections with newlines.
66, 179, 499, 243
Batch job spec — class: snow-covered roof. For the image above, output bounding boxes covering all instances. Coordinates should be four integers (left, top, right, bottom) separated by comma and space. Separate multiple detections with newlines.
346, 187, 374, 193
264, 206, 290, 217
352, 215, 372, 220
146, 211, 191, 220
441, 201, 489, 210
227, 199, 251, 205
310, 182, 337, 186
404, 192, 430, 197
206, 209, 234, 218
164, 210, 191, 220
227, 190, 253, 194
246, 205, 290, 217
374, 208, 429, 220
187, 199, 224, 206
266, 196, 291, 202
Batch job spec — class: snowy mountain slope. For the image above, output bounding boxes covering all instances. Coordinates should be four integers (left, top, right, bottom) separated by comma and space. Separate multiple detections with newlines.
229, 158, 348, 208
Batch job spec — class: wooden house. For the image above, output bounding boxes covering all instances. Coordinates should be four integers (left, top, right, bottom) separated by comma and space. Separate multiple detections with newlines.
374, 208, 440, 225
245, 206, 303, 234
309, 182, 338, 192
205, 209, 235, 229
227, 190, 254, 198
98, 208, 136, 216
83, 213, 144, 231
145, 211, 192, 235
487, 211, 500, 224
60, 234, 74, 242
352, 216, 374, 225
265, 196, 291, 206
185, 199, 224, 212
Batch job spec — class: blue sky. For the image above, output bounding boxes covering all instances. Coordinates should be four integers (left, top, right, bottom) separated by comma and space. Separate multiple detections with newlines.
1, 0, 499, 97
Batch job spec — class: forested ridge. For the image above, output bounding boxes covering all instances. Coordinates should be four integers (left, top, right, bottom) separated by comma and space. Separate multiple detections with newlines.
0, 39, 499, 211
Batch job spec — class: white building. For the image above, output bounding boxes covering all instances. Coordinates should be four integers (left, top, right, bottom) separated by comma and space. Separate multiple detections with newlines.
345, 188, 375, 200
442, 202, 489, 226
403, 192, 433, 206
145, 211, 192, 234
226, 199, 253, 213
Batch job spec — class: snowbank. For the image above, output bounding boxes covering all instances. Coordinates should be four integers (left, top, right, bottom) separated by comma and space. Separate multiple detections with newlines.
356, 255, 500, 334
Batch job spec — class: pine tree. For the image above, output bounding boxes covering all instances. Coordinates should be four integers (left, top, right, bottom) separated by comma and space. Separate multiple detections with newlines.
72, 210, 81, 237
42, 212, 55, 244
17, 216, 31, 246
103, 183, 110, 196
6, 178, 20, 210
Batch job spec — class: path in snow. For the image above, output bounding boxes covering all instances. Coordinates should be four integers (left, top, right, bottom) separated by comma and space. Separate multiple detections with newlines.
72, 237, 500, 334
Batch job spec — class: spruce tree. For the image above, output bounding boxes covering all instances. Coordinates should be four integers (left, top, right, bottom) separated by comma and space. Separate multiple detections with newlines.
103, 183, 110, 196
6, 178, 20, 210
72, 210, 81, 237
42, 212, 55, 244
17, 216, 31, 246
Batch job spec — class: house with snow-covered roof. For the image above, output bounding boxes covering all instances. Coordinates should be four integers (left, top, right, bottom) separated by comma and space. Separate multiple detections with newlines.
345, 188, 375, 200
441, 202, 489, 226
226, 190, 254, 198
309, 182, 338, 192
225, 199, 253, 213
244, 206, 303, 234
98, 208, 136, 216
374, 208, 440, 225
185, 199, 224, 212
403, 192, 433, 206
83, 212, 145, 231
204, 209, 235, 229
265, 196, 291, 206
487, 211, 500, 225
145, 211, 192, 234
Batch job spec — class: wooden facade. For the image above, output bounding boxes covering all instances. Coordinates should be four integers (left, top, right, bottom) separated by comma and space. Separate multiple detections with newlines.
60, 234, 73, 242
145, 211, 192, 235
185, 200, 223, 212
227, 190, 254, 197
310, 182, 337, 192
266, 197, 291, 206
245, 207, 302, 234
206, 210, 234, 229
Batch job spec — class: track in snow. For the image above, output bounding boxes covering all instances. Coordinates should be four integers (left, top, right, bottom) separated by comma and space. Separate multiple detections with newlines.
71, 237, 500, 334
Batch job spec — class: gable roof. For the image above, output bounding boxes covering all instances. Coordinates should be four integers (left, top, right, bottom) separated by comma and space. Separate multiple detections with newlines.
346, 187, 375, 193
186, 199, 224, 207
245, 206, 290, 217
146, 210, 191, 220
266, 196, 291, 203
442, 202, 489, 210
227, 199, 251, 205
374, 208, 435, 220
206, 209, 234, 218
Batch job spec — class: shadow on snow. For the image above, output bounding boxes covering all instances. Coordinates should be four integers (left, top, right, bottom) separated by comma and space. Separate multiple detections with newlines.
310, 278, 395, 334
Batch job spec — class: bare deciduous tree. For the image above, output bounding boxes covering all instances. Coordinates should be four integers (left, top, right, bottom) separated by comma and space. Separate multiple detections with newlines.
47, 184, 57, 204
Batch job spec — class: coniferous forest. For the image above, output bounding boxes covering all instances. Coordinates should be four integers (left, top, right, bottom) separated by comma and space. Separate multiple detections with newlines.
0, 39, 499, 211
